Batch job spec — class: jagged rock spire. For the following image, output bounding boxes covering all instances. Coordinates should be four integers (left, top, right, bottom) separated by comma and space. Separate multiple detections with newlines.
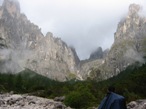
114, 4, 143, 41
2, 0, 20, 16
128, 4, 141, 16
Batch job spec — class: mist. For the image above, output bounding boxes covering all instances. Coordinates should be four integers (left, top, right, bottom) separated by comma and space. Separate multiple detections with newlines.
0, 49, 33, 73
124, 48, 145, 64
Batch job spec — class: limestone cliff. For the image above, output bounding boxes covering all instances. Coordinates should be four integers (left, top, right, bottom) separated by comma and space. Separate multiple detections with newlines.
88, 4, 146, 80
0, 0, 80, 81
1, 0, 146, 82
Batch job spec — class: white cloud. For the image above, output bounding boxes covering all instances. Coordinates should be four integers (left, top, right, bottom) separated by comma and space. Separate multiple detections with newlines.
2, 0, 146, 59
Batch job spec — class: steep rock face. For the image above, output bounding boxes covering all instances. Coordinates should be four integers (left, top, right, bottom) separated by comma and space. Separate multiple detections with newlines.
27, 32, 80, 81
90, 4, 146, 80
0, 0, 80, 81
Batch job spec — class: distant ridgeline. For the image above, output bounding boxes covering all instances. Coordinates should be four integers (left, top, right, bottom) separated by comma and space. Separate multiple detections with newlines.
0, 0, 146, 81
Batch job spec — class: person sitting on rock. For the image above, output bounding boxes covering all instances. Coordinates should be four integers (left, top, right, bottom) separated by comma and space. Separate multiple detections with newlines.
98, 86, 127, 109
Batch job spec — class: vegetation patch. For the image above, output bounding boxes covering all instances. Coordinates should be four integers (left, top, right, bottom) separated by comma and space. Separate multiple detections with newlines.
0, 63, 146, 109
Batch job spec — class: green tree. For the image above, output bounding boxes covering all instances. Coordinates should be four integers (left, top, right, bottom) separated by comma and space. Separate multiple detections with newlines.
15, 74, 23, 92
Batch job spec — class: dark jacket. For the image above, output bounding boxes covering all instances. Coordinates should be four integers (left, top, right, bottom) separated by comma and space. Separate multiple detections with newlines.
98, 92, 127, 109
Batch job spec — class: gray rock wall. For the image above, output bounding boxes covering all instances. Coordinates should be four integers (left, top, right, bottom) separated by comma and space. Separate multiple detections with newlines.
86, 4, 146, 80
0, 0, 80, 81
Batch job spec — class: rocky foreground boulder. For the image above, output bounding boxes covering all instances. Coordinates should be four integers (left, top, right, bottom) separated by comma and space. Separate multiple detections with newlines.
0, 93, 71, 109
127, 100, 146, 109
1, 93, 146, 109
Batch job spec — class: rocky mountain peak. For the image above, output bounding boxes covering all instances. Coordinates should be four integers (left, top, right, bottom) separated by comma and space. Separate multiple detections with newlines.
128, 4, 141, 16
0, 0, 81, 81
114, 4, 144, 42
94, 3, 146, 80
89, 47, 103, 60
46, 32, 53, 38
2, 0, 20, 17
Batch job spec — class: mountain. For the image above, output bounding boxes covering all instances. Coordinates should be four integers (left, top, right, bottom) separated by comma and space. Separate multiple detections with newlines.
0, 0, 80, 81
89, 47, 103, 60
0, 0, 146, 82
87, 4, 146, 80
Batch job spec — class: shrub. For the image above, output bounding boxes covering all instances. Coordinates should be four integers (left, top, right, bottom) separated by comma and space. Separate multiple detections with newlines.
64, 89, 96, 109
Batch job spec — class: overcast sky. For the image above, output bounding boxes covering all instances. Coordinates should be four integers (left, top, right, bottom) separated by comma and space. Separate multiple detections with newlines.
1, 0, 146, 60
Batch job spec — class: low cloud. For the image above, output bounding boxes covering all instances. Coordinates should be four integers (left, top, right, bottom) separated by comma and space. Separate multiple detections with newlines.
124, 48, 145, 64
0, 49, 33, 73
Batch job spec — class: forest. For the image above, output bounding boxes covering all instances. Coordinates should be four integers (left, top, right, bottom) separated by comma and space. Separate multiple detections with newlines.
0, 63, 146, 109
